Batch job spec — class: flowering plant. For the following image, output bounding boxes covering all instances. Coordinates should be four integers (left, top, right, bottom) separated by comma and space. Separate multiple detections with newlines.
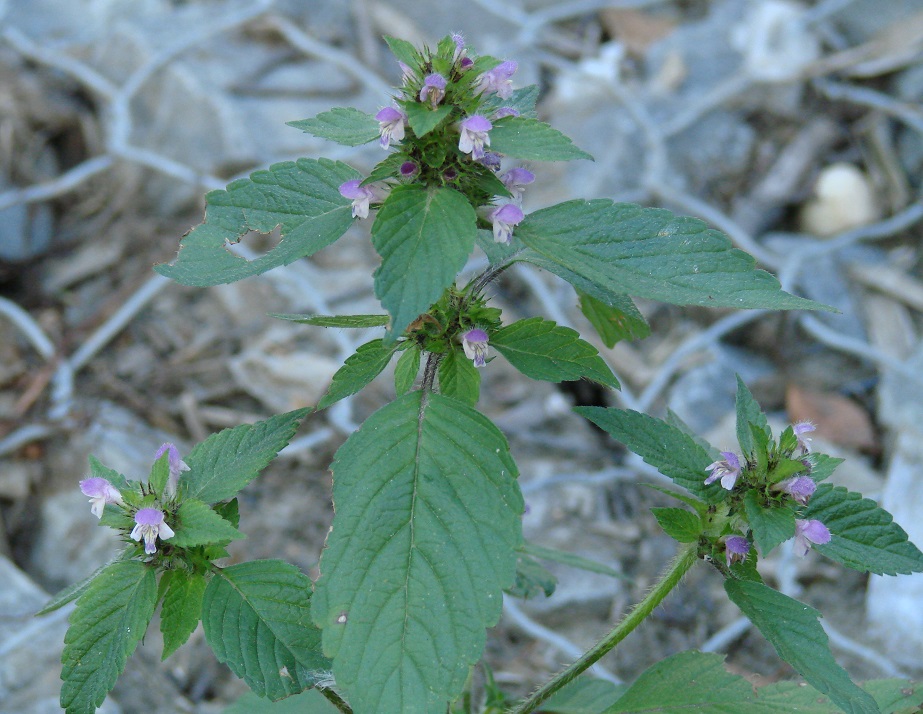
41, 35, 923, 714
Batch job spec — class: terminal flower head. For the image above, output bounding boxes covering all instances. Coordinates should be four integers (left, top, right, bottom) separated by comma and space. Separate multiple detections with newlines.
400, 161, 419, 178
419, 73, 447, 107
462, 328, 490, 367
776, 475, 816, 505
793, 421, 815, 453
489, 203, 524, 244
724, 535, 750, 567
501, 167, 535, 202
458, 115, 492, 160
79, 477, 123, 519
793, 518, 831, 557
704, 451, 742, 490
476, 60, 517, 99
154, 442, 190, 498
375, 107, 406, 149
339, 179, 376, 219
131, 508, 175, 555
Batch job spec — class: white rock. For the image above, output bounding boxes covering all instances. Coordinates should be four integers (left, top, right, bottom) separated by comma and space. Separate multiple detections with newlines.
731, 0, 820, 82
799, 163, 881, 237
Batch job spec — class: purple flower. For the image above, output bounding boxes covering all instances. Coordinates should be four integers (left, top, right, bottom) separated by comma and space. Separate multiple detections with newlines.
458, 115, 492, 160
704, 451, 742, 490
339, 179, 376, 219
451, 33, 466, 63
398, 61, 414, 84
793, 421, 815, 453
400, 161, 419, 178
776, 475, 817, 505
493, 107, 520, 119
489, 203, 524, 244
79, 477, 123, 519
419, 73, 447, 107
476, 60, 517, 99
501, 167, 535, 202
724, 535, 750, 567
462, 328, 489, 367
793, 518, 831, 557
479, 152, 503, 171
154, 442, 190, 498
131, 508, 175, 555
375, 107, 406, 149
459, 57, 474, 71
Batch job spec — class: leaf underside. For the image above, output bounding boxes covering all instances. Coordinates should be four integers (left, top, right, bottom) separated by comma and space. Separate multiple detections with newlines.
312, 391, 524, 714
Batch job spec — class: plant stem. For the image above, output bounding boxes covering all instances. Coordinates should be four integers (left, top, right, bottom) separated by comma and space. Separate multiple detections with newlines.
319, 686, 353, 713
507, 543, 699, 714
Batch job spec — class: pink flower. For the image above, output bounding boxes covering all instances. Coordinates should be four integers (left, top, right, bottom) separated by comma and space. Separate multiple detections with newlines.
79, 477, 123, 519
339, 179, 376, 219
776, 475, 817, 505
458, 115, 492, 160
489, 203, 524, 244
501, 167, 535, 202
131, 508, 175, 555
724, 535, 750, 567
704, 452, 742, 490
154, 442, 190, 498
793, 518, 831, 557
375, 107, 406, 149
793, 421, 815, 453
419, 73, 447, 107
476, 60, 518, 99
462, 328, 489, 367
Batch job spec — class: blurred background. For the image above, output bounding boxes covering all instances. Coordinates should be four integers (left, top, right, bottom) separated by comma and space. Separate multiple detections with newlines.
1, 0, 922, 711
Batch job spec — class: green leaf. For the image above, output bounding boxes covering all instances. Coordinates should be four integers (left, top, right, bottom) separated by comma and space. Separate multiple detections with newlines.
475, 227, 522, 266
384, 35, 421, 70
491, 317, 620, 388
286, 108, 379, 146
516, 201, 827, 310
312, 391, 523, 713
149, 452, 170, 498
808, 453, 845, 482
753, 678, 923, 713
768, 456, 809, 484
543, 678, 627, 713
578, 290, 650, 347
480, 85, 539, 119
215, 498, 240, 528
437, 348, 481, 404
735, 376, 771, 459
183, 409, 308, 504
507, 554, 557, 599
521, 542, 627, 580
743, 490, 795, 555
36, 553, 132, 616
317, 339, 401, 410
161, 569, 207, 659
488, 117, 593, 161
371, 185, 477, 337
170, 499, 246, 548
203, 560, 330, 701
651, 507, 701, 543
88, 455, 128, 489
574, 407, 725, 504
725, 580, 880, 714
805, 484, 923, 575
61, 561, 158, 714
394, 346, 421, 395
224, 689, 340, 713
270, 313, 390, 328
363, 152, 406, 185
403, 103, 453, 137
155, 159, 359, 287
642, 483, 708, 514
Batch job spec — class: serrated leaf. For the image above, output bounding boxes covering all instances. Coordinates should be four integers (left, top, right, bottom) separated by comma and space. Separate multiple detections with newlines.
543, 677, 627, 713
394, 346, 421, 395
203, 560, 330, 700
805, 484, 923, 575
371, 185, 477, 338
161, 569, 207, 659
578, 290, 650, 347
224, 689, 340, 713
665, 410, 721, 460
808, 453, 844, 482
270, 313, 390, 328
149, 452, 170, 498
517, 200, 828, 310
755, 678, 923, 713
642, 483, 708, 513
476, 227, 522, 266
155, 159, 359, 287
744, 490, 795, 555
769, 456, 809, 484
574, 407, 725, 504
182, 409, 308, 504
437, 348, 481, 404
36, 553, 132, 616
215, 498, 240, 528
651, 507, 701, 543
317, 339, 401, 410
480, 85, 540, 119
61, 561, 158, 714
312, 391, 523, 714
489, 117, 593, 161
170, 499, 245, 548
384, 35, 421, 70
88, 455, 128, 489
491, 317, 620, 388
725, 580, 880, 714
507, 554, 557, 599
286, 108, 379, 146
363, 152, 406, 185
736, 376, 771, 459
521, 542, 627, 580
403, 103, 453, 137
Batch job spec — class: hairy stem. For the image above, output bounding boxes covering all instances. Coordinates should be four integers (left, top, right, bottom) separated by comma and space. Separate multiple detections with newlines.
508, 543, 699, 714
319, 686, 353, 713
421, 351, 443, 393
